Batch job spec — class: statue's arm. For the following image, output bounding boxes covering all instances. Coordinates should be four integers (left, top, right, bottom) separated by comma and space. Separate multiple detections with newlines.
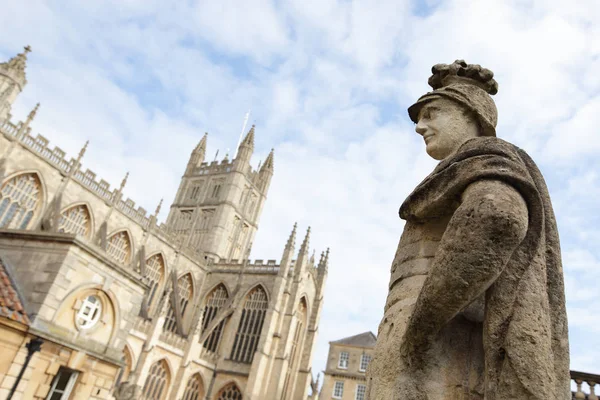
401, 179, 528, 366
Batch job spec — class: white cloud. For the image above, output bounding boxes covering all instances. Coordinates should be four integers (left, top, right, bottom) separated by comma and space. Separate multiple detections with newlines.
2, 0, 600, 387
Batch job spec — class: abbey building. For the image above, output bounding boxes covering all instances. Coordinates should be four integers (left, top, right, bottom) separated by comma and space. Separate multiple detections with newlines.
0, 47, 328, 400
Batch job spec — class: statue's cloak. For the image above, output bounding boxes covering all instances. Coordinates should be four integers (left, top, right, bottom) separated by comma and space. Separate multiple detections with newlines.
400, 137, 570, 399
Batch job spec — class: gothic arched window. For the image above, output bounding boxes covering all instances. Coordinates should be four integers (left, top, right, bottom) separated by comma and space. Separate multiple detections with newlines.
216, 383, 242, 400
58, 204, 91, 237
182, 373, 204, 400
230, 286, 268, 363
107, 230, 132, 264
145, 254, 165, 308
201, 284, 229, 353
0, 173, 42, 229
141, 359, 170, 400
163, 273, 193, 334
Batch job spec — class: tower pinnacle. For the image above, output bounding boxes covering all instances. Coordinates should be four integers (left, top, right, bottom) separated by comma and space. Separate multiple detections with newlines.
240, 125, 255, 148
260, 148, 274, 172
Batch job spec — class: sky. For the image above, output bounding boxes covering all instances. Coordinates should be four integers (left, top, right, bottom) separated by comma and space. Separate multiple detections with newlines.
1, 0, 599, 390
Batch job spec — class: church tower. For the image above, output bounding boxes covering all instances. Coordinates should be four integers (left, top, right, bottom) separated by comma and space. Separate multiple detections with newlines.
0, 46, 30, 119
166, 125, 274, 261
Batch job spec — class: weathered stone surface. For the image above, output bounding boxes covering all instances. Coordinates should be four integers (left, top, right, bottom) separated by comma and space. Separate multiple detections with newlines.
367, 60, 570, 400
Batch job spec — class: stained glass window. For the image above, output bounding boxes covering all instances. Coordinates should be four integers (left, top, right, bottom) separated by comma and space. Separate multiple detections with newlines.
230, 286, 268, 363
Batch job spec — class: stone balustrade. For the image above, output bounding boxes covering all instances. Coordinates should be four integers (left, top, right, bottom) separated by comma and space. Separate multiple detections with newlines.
572, 370, 599, 399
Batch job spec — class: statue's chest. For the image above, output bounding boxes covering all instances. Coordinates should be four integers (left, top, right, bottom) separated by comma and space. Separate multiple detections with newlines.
389, 217, 451, 291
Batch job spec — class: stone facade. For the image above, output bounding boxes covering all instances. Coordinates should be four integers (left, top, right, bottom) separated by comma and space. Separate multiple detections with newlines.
318, 332, 375, 400
0, 47, 328, 400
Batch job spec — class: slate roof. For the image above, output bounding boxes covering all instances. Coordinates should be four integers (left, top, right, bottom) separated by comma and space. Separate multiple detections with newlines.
0, 257, 29, 325
331, 331, 377, 348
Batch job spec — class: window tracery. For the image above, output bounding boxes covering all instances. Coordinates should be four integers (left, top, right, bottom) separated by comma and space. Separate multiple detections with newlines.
107, 231, 132, 264
163, 273, 193, 334
58, 204, 91, 237
182, 373, 204, 400
141, 360, 170, 400
0, 173, 42, 229
145, 254, 165, 308
230, 286, 268, 363
216, 383, 242, 400
201, 284, 229, 353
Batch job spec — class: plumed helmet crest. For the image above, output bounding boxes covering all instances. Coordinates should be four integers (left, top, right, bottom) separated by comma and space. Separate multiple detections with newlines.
408, 60, 499, 137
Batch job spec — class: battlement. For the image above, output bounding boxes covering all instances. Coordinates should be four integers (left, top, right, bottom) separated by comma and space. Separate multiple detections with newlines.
190, 156, 260, 181
211, 258, 281, 274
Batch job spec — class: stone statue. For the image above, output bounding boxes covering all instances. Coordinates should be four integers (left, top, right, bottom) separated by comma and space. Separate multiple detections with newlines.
366, 60, 570, 399
114, 381, 140, 400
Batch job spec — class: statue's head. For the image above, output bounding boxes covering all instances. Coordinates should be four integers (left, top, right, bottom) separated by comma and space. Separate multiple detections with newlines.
408, 60, 499, 160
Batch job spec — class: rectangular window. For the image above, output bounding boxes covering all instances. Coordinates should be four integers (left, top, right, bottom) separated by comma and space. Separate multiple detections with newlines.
338, 351, 349, 369
333, 381, 344, 399
359, 353, 372, 372
47, 367, 79, 400
355, 384, 366, 400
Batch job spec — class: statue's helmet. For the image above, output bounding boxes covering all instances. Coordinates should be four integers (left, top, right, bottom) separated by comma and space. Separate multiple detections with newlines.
408, 60, 499, 137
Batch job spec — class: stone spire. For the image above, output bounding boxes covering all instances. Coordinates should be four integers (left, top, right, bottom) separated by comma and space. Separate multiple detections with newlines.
235, 125, 255, 167
260, 148, 274, 172
318, 248, 330, 275
240, 125, 255, 148
300, 226, 310, 256
280, 222, 297, 276
187, 133, 207, 173
317, 248, 329, 294
295, 226, 311, 280
154, 198, 163, 217
113, 172, 129, 202
194, 132, 208, 154
258, 148, 275, 193
16, 103, 39, 138
68, 140, 88, 177
0, 46, 31, 119
0, 46, 31, 87
286, 222, 297, 250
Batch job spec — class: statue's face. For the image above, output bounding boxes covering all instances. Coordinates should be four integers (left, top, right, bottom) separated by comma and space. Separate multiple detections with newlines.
415, 98, 480, 160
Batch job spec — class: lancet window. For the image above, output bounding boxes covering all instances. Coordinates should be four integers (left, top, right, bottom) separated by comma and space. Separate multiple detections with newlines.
163, 273, 193, 334
210, 183, 222, 199
141, 359, 170, 400
216, 383, 242, 400
182, 373, 204, 400
0, 173, 42, 229
58, 204, 91, 237
107, 231, 132, 264
230, 286, 268, 363
188, 181, 204, 200
201, 284, 229, 353
145, 254, 165, 308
